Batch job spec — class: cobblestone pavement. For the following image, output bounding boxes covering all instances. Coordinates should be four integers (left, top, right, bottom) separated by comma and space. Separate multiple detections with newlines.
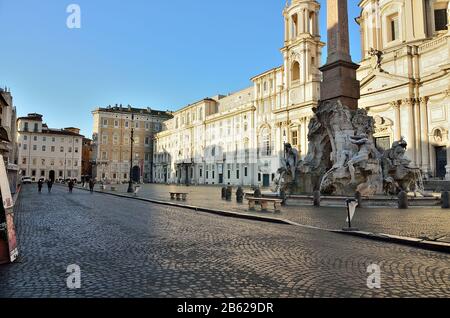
0, 185, 449, 298
87, 183, 450, 241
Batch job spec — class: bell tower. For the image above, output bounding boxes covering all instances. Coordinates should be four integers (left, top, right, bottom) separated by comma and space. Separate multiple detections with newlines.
281, 0, 324, 106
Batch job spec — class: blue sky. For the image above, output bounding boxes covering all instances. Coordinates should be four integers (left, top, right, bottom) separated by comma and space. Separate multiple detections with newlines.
0, 0, 361, 137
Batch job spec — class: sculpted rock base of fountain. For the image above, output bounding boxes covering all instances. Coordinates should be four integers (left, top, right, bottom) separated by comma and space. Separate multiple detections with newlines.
274, 100, 422, 197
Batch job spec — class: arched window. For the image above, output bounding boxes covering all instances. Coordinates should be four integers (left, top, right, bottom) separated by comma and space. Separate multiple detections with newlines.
260, 127, 271, 157
292, 61, 300, 82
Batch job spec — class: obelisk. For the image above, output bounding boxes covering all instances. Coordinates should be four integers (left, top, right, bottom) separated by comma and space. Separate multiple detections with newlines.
319, 0, 360, 109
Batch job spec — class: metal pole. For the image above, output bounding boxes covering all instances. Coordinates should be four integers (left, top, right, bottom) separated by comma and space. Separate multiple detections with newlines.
127, 113, 135, 193
347, 205, 352, 229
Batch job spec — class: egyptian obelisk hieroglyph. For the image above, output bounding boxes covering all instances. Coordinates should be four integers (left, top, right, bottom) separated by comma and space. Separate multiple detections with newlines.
319, 0, 360, 109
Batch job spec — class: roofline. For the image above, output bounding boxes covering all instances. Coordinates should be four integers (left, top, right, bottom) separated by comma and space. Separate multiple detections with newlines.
250, 66, 283, 81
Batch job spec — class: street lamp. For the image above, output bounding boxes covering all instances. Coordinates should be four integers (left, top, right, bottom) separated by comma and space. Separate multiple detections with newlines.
127, 113, 135, 193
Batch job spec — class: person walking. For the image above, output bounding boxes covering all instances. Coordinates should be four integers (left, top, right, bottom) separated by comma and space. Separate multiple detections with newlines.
37, 179, 43, 193
68, 179, 74, 193
47, 179, 53, 193
89, 179, 95, 194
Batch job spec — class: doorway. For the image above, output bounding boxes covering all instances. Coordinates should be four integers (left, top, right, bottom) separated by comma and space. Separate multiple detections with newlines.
435, 147, 447, 179
263, 174, 270, 187
49, 170, 55, 182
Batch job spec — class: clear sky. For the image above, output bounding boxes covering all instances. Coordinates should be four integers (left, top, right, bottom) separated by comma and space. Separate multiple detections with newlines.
0, 0, 361, 138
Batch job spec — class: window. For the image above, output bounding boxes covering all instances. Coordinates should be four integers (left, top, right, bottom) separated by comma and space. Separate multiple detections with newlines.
42, 146, 46, 152
114, 120, 119, 128
68, 147, 72, 153
292, 13, 298, 38
125, 121, 129, 128
24, 122, 29, 131
33, 136, 37, 141
375, 137, 391, 152
435, 9, 448, 31
292, 61, 300, 81
23, 144, 27, 150
145, 137, 150, 145
60, 147, 64, 152
388, 13, 399, 42
24, 135, 28, 141
43, 137, 46, 142
22, 158, 26, 164
260, 127, 271, 156
236, 170, 240, 179
75, 147, 79, 153
52, 137, 56, 142
33, 145, 37, 151
244, 166, 248, 177
34, 123, 38, 132
292, 131, 298, 148
200, 168, 203, 178
103, 119, 108, 127
102, 134, 108, 145
51, 146, 55, 152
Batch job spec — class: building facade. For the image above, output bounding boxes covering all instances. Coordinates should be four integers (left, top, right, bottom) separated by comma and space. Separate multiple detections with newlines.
91, 105, 172, 184
16, 114, 84, 182
153, 0, 324, 186
0, 88, 18, 165
357, 0, 450, 179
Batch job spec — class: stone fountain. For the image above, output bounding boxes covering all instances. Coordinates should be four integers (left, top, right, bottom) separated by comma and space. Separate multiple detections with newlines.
273, 0, 423, 198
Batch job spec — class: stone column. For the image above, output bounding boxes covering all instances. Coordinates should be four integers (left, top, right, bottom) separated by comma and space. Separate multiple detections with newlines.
403, 98, 416, 163
302, 117, 309, 158
391, 101, 402, 141
419, 97, 430, 174
414, 98, 422, 167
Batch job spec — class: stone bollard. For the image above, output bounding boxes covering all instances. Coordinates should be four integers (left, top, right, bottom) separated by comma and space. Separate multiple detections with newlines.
441, 191, 450, 209
313, 191, 321, 207
236, 187, 244, 204
280, 190, 287, 206
226, 186, 232, 201
253, 187, 262, 205
221, 187, 227, 200
355, 191, 362, 208
398, 191, 409, 209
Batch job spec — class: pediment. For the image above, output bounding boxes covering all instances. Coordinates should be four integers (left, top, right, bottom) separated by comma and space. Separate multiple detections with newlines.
360, 70, 409, 94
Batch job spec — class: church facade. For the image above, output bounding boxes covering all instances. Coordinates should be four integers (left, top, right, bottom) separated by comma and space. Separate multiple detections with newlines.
153, 0, 324, 186
357, 0, 450, 179
154, 0, 450, 186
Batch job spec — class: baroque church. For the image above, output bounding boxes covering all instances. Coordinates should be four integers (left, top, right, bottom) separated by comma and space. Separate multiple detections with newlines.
153, 0, 450, 186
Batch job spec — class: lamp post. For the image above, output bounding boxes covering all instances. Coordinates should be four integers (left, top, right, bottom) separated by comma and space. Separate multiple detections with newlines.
127, 113, 135, 193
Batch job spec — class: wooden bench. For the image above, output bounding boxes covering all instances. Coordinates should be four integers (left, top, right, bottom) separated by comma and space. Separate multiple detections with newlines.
246, 197, 283, 213
170, 192, 188, 201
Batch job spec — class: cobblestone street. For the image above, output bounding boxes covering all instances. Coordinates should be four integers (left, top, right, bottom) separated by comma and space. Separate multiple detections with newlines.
89, 183, 450, 241
0, 185, 449, 298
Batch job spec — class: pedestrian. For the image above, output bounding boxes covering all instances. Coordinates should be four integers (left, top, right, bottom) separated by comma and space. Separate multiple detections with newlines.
47, 179, 53, 193
68, 179, 74, 193
37, 179, 43, 193
89, 179, 95, 194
